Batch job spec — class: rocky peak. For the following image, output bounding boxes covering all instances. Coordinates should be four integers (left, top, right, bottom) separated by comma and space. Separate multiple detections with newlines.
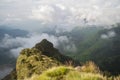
35, 39, 54, 50
2, 39, 80, 80
35, 39, 78, 64
34, 39, 60, 59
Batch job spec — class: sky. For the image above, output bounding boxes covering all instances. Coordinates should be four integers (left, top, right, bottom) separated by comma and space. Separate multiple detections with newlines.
0, 0, 120, 31
0, 0, 119, 57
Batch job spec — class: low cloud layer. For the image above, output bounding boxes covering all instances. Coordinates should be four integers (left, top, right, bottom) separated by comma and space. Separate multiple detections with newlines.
101, 31, 116, 39
0, 33, 77, 57
0, 0, 120, 31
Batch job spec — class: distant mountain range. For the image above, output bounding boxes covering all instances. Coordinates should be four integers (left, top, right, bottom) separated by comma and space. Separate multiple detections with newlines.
0, 26, 28, 39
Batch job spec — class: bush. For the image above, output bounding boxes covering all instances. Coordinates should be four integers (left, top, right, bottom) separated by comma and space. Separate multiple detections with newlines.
65, 71, 105, 80
80, 61, 100, 73
33, 66, 71, 80
29, 66, 106, 80
46, 66, 70, 77
28, 65, 120, 80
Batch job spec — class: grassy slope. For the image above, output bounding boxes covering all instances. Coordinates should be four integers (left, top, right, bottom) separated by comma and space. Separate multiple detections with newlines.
16, 48, 61, 80
28, 62, 120, 80
15, 39, 80, 80
28, 67, 105, 80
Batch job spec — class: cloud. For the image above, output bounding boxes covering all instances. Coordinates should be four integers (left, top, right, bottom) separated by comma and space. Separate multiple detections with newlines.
0, 0, 120, 31
101, 31, 116, 39
108, 31, 116, 37
30, 5, 55, 22
0, 34, 24, 48
66, 44, 77, 53
0, 33, 77, 57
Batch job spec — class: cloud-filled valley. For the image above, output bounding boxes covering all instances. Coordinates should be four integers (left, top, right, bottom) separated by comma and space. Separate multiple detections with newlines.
0, 33, 77, 57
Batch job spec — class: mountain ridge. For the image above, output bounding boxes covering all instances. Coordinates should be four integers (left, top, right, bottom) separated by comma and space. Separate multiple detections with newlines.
2, 39, 80, 80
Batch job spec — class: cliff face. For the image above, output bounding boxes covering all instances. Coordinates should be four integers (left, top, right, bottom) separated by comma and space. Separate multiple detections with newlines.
2, 39, 79, 80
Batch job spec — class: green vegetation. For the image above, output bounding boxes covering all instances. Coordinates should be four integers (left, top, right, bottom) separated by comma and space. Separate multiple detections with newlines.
33, 66, 71, 80
79, 61, 100, 73
64, 24, 120, 74
16, 48, 61, 80
2, 31, 120, 80
12, 39, 78, 80
28, 62, 120, 80
35, 39, 79, 65
65, 71, 104, 80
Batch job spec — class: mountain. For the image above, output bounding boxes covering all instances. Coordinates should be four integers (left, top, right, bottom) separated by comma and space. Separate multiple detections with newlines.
1, 24, 120, 79
35, 39, 79, 64
0, 26, 28, 39
63, 24, 120, 75
22, 24, 120, 75
2, 39, 79, 80
41, 24, 120, 75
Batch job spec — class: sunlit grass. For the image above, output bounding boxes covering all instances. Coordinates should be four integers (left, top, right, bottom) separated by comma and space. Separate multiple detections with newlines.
65, 71, 105, 80
26, 61, 120, 80
28, 65, 105, 80
31, 66, 72, 80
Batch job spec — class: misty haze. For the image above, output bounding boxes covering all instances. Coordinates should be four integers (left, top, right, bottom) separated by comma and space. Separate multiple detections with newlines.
0, 0, 120, 80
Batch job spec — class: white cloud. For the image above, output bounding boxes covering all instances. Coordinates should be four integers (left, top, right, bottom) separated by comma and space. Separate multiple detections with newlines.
29, 0, 120, 26
56, 4, 66, 10
66, 44, 77, 53
30, 5, 55, 23
101, 34, 109, 39
101, 31, 116, 39
0, 0, 120, 31
108, 31, 116, 38
0, 33, 77, 57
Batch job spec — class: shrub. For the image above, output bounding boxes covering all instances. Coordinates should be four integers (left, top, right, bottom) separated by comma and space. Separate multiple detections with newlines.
29, 66, 106, 80
65, 71, 105, 80
80, 61, 100, 73
33, 66, 71, 80
46, 66, 70, 77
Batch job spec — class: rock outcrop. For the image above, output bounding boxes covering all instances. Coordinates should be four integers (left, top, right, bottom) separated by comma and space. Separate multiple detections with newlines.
2, 39, 79, 80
